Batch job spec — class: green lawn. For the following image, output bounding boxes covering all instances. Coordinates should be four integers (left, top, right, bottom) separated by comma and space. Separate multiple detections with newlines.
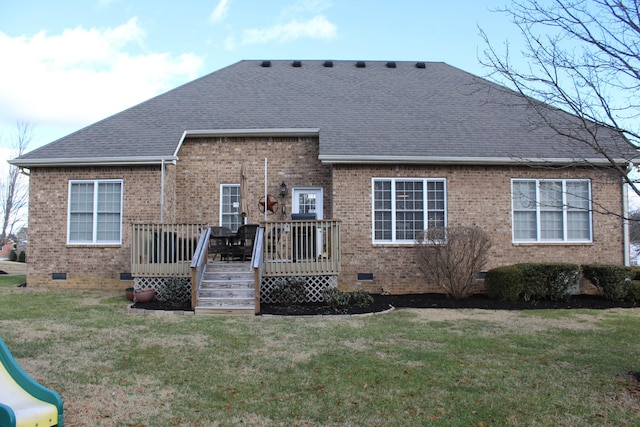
0, 283, 639, 426
0, 274, 25, 287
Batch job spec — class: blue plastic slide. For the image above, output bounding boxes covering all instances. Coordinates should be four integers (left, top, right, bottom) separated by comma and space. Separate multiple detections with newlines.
0, 337, 63, 427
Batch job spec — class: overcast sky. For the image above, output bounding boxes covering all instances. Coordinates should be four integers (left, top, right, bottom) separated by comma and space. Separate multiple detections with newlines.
0, 0, 518, 151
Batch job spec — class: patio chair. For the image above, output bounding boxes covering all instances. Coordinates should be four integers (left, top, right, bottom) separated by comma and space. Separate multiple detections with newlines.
209, 226, 233, 261
229, 224, 259, 261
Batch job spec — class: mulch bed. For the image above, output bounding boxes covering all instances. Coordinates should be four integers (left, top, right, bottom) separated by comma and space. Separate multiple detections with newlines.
132, 294, 638, 315
260, 293, 638, 316
131, 300, 192, 311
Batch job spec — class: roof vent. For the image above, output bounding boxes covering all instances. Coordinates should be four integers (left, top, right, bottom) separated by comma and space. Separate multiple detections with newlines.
415, 62, 426, 69
292, 60, 302, 67
355, 61, 366, 68
261, 60, 272, 67
323, 60, 333, 67
386, 61, 397, 68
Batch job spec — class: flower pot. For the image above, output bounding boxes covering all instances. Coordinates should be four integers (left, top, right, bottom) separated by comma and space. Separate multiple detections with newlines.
125, 287, 134, 301
134, 288, 155, 303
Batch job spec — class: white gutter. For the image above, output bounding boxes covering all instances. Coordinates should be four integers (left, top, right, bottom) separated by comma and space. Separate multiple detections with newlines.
174, 128, 321, 157
623, 173, 631, 266
9, 128, 321, 167
161, 159, 166, 224
8, 156, 178, 168
319, 155, 626, 166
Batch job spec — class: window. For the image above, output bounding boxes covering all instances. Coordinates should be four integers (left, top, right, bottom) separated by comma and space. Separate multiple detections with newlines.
512, 179, 592, 242
68, 180, 122, 244
372, 178, 446, 243
220, 184, 241, 232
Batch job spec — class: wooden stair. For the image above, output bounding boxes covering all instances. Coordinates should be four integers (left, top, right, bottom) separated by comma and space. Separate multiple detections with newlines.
195, 261, 255, 315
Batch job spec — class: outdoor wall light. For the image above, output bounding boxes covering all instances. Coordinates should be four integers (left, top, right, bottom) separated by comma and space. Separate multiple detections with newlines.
279, 182, 288, 197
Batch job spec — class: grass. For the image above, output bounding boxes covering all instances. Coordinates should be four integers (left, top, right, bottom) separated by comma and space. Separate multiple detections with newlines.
0, 274, 25, 287
0, 284, 639, 426
0, 260, 27, 275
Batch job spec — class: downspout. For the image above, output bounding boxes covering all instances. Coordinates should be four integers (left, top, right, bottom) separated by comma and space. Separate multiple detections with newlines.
161, 159, 165, 224
623, 170, 630, 266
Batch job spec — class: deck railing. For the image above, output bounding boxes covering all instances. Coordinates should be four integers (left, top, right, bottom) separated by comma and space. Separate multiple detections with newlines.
190, 227, 212, 308
252, 227, 264, 314
131, 223, 208, 277
261, 220, 341, 276
131, 220, 340, 281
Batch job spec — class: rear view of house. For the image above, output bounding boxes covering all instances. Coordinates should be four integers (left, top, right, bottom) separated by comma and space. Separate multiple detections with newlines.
10, 60, 637, 302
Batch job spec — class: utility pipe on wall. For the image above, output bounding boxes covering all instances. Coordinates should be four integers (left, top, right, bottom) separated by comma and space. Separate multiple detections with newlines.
161, 159, 165, 224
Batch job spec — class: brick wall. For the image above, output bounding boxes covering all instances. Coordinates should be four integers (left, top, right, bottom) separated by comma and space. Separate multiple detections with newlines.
27, 166, 163, 289
163, 161, 177, 223
25, 142, 627, 294
25, 137, 331, 290
333, 164, 625, 294
174, 136, 332, 224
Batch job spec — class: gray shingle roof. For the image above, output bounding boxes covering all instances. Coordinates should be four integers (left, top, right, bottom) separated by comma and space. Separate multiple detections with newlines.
12, 60, 636, 166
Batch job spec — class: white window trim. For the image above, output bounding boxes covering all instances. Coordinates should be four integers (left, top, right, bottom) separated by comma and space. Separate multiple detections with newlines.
371, 177, 447, 245
67, 179, 123, 245
219, 184, 241, 231
511, 178, 592, 243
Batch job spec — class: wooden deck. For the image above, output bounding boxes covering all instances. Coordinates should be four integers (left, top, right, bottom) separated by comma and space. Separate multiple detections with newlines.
260, 220, 341, 276
131, 220, 341, 278
131, 220, 341, 314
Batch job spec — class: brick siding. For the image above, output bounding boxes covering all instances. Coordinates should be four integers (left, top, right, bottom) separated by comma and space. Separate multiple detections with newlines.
173, 136, 332, 224
332, 164, 625, 294
25, 140, 626, 294
25, 137, 332, 289
27, 166, 163, 289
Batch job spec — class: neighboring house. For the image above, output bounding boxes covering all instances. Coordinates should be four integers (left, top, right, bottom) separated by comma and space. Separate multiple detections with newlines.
15, 227, 28, 256
0, 228, 28, 260
9, 60, 638, 297
0, 241, 13, 260
631, 244, 640, 266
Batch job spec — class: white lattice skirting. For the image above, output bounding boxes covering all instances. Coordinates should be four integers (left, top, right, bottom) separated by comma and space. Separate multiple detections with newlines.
260, 275, 337, 304
134, 277, 192, 304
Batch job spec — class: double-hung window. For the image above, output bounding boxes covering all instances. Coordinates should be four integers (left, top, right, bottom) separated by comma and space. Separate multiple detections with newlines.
68, 180, 123, 244
220, 184, 241, 232
373, 178, 446, 243
512, 179, 592, 242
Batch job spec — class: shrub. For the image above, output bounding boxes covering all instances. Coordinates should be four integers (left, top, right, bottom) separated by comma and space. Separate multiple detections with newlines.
350, 289, 374, 306
485, 266, 524, 301
416, 226, 492, 299
158, 278, 191, 306
582, 264, 633, 301
18, 251, 26, 263
515, 263, 548, 300
322, 287, 351, 308
270, 277, 307, 305
627, 281, 640, 303
321, 288, 373, 308
545, 265, 581, 301
515, 263, 580, 301
8, 250, 17, 262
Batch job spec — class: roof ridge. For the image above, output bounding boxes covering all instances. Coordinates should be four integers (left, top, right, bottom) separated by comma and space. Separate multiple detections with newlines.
245, 59, 444, 66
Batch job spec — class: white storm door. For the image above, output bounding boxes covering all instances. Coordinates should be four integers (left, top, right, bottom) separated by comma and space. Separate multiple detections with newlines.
291, 188, 323, 219
291, 188, 323, 259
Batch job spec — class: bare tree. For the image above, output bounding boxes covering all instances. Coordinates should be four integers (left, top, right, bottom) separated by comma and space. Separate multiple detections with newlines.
480, 0, 640, 197
416, 226, 492, 300
0, 121, 32, 246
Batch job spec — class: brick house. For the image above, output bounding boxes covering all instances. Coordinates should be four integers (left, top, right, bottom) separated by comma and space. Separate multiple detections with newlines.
10, 60, 637, 302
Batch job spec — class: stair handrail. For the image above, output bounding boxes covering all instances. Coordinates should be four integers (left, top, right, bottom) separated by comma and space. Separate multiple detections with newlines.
251, 226, 265, 314
190, 227, 212, 309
